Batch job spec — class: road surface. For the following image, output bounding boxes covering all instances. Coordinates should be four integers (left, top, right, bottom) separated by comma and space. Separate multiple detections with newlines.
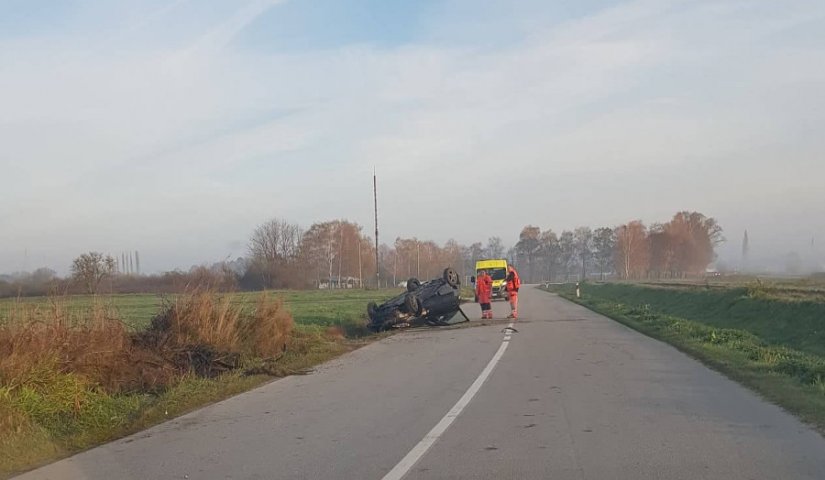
17, 287, 825, 479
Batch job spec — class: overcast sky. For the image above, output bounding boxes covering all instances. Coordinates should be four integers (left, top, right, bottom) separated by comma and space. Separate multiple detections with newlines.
2, 0, 824, 274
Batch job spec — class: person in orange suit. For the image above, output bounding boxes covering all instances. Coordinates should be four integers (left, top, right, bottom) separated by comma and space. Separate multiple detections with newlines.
505, 265, 521, 319
475, 270, 493, 319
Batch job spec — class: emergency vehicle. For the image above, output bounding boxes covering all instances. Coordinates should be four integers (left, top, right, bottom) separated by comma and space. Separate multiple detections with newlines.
474, 259, 509, 300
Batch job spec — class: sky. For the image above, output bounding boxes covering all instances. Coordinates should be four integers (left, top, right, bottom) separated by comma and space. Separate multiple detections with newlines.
1, 0, 824, 274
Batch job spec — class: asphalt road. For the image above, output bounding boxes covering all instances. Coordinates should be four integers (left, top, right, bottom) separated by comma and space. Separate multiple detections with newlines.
17, 287, 825, 479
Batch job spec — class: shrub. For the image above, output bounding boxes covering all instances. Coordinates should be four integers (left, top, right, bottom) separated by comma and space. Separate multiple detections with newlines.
0, 300, 172, 394
141, 290, 294, 365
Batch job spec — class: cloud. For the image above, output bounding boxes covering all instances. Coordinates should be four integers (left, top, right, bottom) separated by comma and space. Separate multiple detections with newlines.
185, 0, 286, 55
1, 0, 824, 273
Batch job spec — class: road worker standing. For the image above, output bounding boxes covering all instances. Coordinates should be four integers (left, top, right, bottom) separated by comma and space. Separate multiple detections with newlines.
505, 265, 521, 319
475, 270, 493, 319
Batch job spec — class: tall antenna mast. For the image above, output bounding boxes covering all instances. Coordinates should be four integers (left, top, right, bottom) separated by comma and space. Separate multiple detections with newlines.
374, 168, 380, 288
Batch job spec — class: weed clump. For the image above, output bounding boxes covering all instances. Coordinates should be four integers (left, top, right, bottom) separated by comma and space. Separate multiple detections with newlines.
0, 300, 173, 394
138, 290, 294, 376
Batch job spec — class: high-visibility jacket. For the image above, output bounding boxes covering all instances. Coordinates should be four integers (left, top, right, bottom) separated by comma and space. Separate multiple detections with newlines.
476, 274, 493, 303
505, 268, 521, 293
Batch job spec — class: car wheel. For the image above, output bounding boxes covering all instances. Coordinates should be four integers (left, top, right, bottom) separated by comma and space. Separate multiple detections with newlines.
367, 301, 377, 320
404, 293, 420, 315
406, 278, 421, 292
443, 268, 459, 287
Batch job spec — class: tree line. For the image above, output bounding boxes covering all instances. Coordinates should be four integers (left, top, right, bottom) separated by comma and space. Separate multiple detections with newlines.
0, 211, 723, 297
1, 218, 511, 296
510, 211, 724, 283
243, 218, 509, 290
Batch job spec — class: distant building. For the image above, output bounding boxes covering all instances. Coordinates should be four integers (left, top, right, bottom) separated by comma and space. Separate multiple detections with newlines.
318, 276, 361, 289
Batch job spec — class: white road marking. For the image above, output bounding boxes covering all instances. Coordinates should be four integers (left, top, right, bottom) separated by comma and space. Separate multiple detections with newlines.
380, 325, 513, 480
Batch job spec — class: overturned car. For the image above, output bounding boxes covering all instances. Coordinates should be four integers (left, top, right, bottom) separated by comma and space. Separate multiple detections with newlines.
367, 267, 468, 332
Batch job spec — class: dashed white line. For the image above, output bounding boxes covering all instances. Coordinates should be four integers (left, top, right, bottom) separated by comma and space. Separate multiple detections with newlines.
380, 323, 514, 480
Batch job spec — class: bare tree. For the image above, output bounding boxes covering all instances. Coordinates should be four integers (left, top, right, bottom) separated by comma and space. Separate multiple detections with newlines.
573, 227, 593, 281
378, 244, 396, 287
614, 221, 649, 279
592, 227, 616, 280
515, 226, 541, 282
248, 218, 304, 287
486, 237, 505, 259
538, 229, 559, 281
648, 223, 675, 278
558, 230, 575, 281
461, 242, 485, 278
71, 252, 116, 294
443, 239, 466, 277
302, 221, 338, 287
300, 220, 373, 288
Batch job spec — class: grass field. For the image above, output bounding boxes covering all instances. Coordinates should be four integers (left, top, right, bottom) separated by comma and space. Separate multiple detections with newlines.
0, 288, 399, 478
543, 282, 825, 433
0, 288, 402, 334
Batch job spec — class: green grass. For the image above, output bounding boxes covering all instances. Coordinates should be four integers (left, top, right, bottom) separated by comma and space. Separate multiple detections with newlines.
0, 288, 401, 333
566, 283, 825, 356
0, 294, 161, 328
1, 372, 273, 478
542, 282, 825, 433
238, 289, 400, 337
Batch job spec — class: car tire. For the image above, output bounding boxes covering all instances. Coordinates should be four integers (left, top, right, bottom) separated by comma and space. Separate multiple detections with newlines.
367, 301, 377, 320
443, 267, 459, 287
406, 278, 421, 292
404, 293, 420, 315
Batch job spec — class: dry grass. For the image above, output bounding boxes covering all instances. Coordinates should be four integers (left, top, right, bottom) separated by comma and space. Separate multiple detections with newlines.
244, 294, 294, 358
0, 289, 295, 424
0, 299, 172, 394
0, 290, 297, 398
139, 291, 295, 361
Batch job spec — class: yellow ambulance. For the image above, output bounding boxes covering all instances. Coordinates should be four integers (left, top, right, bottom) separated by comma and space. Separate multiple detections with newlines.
474, 259, 508, 300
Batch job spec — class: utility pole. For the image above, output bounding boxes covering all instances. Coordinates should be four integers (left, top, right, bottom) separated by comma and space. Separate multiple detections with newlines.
338, 223, 344, 289
373, 168, 380, 288
417, 241, 420, 278
742, 230, 750, 271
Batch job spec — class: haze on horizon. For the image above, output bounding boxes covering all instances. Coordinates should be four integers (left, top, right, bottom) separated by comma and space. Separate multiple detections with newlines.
2, 0, 824, 275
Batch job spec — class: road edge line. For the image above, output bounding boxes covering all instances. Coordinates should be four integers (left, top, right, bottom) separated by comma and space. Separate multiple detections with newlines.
380, 323, 514, 480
